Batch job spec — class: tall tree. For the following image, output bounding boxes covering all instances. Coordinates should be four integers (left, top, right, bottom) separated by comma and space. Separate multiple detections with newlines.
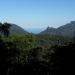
0, 23, 3, 36
0, 22, 11, 37
2, 23, 11, 37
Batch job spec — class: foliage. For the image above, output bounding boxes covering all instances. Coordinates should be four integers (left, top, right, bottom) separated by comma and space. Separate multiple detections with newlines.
0, 22, 75, 75
0, 22, 11, 37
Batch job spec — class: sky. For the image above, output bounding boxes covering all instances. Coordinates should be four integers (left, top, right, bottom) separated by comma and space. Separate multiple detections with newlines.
0, 0, 75, 33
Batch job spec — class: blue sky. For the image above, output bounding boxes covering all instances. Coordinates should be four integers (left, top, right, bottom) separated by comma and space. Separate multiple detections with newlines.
0, 0, 75, 33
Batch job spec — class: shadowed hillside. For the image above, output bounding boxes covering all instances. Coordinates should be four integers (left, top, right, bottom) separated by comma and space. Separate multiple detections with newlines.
0, 22, 75, 75
40, 21, 75, 37
10, 24, 29, 34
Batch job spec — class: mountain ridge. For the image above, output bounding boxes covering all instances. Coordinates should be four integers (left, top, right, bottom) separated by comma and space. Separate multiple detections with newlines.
9, 23, 29, 34
39, 21, 75, 37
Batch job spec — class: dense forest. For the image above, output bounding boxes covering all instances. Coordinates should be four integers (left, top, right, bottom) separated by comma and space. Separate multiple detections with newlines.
0, 22, 75, 75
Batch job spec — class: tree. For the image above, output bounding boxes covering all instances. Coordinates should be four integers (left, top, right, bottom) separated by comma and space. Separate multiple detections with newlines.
0, 23, 3, 36
0, 22, 11, 37
50, 43, 75, 75
2, 23, 11, 37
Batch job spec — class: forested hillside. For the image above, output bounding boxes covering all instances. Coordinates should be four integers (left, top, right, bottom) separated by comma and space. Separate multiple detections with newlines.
0, 22, 75, 75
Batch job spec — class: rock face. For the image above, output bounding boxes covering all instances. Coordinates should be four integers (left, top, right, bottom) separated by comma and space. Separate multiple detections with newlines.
40, 21, 75, 37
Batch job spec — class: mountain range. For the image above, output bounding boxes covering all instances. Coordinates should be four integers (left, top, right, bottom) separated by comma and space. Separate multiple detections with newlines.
39, 21, 75, 37
9, 21, 75, 37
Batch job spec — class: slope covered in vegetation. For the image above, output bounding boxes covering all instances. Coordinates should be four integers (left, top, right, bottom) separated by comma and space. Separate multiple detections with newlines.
0, 22, 75, 75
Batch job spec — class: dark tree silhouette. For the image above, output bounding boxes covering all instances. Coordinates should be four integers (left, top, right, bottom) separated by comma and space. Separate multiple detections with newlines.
0, 23, 3, 36
2, 23, 11, 37
0, 22, 11, 37
50, 43, 75, 75
0, 40, 21, 75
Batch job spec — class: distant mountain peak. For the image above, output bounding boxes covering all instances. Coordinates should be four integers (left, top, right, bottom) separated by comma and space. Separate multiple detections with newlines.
47, 26, 55, 30
71, 21, 75, 24
39, 21, 75, 37
9, 23, 29, 34
47, 26, 50, 30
